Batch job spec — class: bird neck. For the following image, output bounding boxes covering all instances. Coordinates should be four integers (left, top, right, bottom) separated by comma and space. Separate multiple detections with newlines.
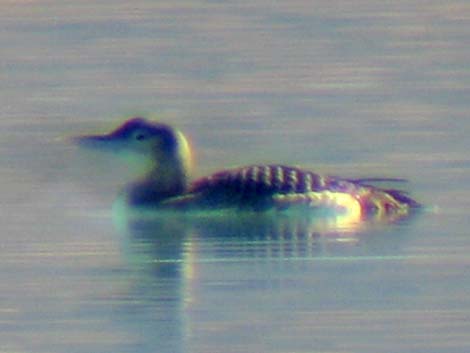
127, 155, 190, 206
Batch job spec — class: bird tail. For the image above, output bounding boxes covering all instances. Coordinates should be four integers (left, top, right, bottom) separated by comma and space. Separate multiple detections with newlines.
359, 187, 420, 217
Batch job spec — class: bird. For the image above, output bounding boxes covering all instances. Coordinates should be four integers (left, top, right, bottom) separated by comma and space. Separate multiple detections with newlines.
74, 117, 419, 219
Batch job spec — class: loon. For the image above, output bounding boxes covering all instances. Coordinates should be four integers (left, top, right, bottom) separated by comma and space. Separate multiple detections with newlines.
75, 117, 419, 218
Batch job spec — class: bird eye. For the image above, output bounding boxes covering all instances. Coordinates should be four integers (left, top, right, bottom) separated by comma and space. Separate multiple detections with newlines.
135, 133, 146, 141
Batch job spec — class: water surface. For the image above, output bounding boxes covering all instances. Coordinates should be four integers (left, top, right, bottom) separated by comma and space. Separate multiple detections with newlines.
1, 1, 470, 352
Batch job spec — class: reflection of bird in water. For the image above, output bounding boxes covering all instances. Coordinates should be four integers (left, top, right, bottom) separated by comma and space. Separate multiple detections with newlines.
119, 211, 412, 279
74, 117, 419, 224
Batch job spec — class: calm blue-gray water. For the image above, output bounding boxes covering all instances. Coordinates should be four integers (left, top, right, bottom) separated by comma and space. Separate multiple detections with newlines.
1, 1, 470, 352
